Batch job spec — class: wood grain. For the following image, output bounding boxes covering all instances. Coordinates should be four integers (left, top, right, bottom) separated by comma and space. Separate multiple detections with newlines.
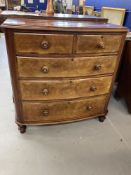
14, 33, 73, 55
22, 95, 107, 122
17, 56, 117, 78
1, 17, 127, 131
76, 35, 122, 54
1, 18, 128, 33
20, 76, 112, 100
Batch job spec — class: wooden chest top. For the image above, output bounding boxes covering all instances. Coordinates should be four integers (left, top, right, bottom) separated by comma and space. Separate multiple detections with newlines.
1, 18, 128, 33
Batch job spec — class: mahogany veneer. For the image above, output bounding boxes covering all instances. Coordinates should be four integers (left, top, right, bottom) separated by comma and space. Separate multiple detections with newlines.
1, 17, 127, 133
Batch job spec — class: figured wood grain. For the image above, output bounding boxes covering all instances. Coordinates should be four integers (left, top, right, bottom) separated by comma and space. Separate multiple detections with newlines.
20, 76, 112, 100
14, 33, 73, 55
22, 95, 107, 122
1, 18, 128, 33
76, 35, 122, 54
1, 17, 127, 130
17, 56, 117, 78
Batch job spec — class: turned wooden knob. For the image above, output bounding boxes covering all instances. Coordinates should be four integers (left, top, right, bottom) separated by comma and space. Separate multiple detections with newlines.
42, 88, 49, 96
90, 86, 97, 92
87, 106, 93, 111
42, 109, 49, 116
41, 66, 49, 73
94, 64, 102, 71
41, 40, 49, 49
97, 41, 105, 49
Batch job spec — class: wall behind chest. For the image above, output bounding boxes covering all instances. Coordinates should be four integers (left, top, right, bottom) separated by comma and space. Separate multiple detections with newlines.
23, 0, 47, 11
85, 0, 131, 30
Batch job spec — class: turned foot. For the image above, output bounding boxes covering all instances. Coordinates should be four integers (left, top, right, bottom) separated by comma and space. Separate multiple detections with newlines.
114, 89, 121, 100
18, 125, 26, 134
98, 116, 106, 122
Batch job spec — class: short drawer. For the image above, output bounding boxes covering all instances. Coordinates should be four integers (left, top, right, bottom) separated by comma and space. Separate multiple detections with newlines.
22, 95, 107, 122
17, 56, 117, 78
76, 35, 122, 54
14, 33, 73, 55
20, 76, 112, 100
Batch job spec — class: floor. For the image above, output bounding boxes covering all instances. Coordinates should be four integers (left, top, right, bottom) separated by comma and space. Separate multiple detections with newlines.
0, 34, 131, 175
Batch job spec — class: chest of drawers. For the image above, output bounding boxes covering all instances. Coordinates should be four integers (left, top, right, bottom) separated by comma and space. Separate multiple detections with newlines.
1, 18, 127, 133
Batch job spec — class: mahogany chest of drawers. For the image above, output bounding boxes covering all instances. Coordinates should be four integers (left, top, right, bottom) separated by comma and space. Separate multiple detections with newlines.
1, 18, 127, 133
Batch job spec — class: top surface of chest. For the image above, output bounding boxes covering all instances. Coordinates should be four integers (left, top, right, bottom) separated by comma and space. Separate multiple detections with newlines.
1, 18, 127, 33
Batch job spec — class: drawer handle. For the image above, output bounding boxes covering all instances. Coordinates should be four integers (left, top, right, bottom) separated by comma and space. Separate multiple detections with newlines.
42, 109, 49, 117
97, 41, 105, 49
41, 40, 49, 49
90, 86, 97, 92
42, 88, 49, 96
41, 66, 49, 73
94, 64, 102, 71
87, 106, 93, 111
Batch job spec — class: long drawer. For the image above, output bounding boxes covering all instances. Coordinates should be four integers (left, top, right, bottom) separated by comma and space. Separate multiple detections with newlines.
17, 56, 117, 78
20, 76, 112, 100
14, 33, 73, 55
76, 35, 122, 54
22, 95, 107, 122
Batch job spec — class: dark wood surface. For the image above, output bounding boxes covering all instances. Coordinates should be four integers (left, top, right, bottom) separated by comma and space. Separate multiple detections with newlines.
1, 17, 127, 133
115, 39, 131, 113
0, 10, 108, 22
1, 18, 127, 32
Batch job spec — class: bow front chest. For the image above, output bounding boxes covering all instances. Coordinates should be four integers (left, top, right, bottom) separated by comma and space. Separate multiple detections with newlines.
1, 17, 127, 133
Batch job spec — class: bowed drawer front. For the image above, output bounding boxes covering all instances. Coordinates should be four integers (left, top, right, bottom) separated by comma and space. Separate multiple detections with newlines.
22, 95, 107, 123
17, 56, 117, 78
2, 16, 127, 133
20, 76, 112, 100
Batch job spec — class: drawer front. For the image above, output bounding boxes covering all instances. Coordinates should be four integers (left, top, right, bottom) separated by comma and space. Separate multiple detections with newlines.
76, 35, 122, 54
17, 56, 117, 78
20, 76, 112, 100
14, 33, 73, 55
22, 95, 107, 122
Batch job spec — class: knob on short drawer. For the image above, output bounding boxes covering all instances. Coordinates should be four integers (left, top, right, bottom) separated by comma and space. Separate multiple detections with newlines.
41, 66, 49, 73
96, 41, 105, 49
42, 109, 49, 117
41, 40, 49, 49
42, 88, 49, 96
94, 64, 102, 71
97, 36, 105, 49
87, 106, 93, 111
90, 86, 97, 92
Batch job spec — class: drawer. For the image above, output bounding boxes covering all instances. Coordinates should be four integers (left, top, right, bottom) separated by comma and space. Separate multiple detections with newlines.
17, 56, 117, 78
14, 33, 73, 55
76, 35, 122, 54
20, 76, 112, 100
22, 95, 107, 122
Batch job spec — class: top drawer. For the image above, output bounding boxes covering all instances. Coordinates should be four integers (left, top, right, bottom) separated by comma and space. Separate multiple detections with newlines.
76, 35, 122, 54
14, 33, 73, 55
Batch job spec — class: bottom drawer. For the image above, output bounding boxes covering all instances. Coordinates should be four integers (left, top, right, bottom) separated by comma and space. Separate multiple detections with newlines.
22, 95, 107, 123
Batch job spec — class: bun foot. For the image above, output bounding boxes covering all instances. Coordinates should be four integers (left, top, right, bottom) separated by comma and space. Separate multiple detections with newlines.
18, 125, 26, 133
98, 116, 106, 122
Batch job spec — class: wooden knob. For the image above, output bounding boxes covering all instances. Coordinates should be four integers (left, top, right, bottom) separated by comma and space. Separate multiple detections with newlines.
94, 64, 102, 71
87, 106, 93, 111
41, 40, 49, 49
42, 109, 49, 116
41, 66, 49, 73
90, 86, 97, 92
42, 88, 49, 96
97, 41, 105, 49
